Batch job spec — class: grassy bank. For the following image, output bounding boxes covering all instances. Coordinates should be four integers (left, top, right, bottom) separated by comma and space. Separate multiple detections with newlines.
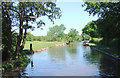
24, 41, 65, 50
93, 45, 119, 58
89, 38, 120, 58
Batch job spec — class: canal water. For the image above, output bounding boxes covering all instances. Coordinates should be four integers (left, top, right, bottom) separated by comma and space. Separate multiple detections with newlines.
3, 42, 120, 77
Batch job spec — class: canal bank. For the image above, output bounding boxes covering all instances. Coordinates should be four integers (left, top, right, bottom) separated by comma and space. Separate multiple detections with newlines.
24, 43, 66, 54
34, 43, 66, 53
90, 46, 120, 61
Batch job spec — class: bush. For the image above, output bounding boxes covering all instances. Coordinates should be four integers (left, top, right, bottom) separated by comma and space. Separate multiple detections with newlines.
2, 52, 30, 71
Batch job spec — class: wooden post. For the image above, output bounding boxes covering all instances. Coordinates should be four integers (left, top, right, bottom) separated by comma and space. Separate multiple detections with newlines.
30, 43, 33, 53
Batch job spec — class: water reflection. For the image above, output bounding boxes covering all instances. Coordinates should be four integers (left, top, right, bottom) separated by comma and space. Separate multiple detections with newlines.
66, 44, 77, 54
83, 49, 102, 64
31, 59, 34, 70
98, 55, 120, 77
28, 54, 34, 71
2, 42, 120, 77
83, 49, 120, 77
48, 46, 66, 63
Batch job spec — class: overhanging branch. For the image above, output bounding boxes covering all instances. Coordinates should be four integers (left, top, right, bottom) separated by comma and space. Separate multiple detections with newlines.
10, 8, 20, 15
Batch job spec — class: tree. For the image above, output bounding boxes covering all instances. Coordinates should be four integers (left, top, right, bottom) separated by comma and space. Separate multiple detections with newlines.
81, 33, 91, 41
66, 28, 79, 43
2, 2, 62, 59
76, 35, 83, 42
26, 32, 34, 41
2, 2, 14, 60
47, 24, 66, 41
82, 21, 99, 37
83, 2, 120, 47
82, 2, 120, 19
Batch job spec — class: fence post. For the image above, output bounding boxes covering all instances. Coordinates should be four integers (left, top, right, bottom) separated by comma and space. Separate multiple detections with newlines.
30, 43, 33, 53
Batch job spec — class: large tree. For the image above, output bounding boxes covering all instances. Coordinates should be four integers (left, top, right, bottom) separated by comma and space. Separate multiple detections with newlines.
66, 28, 79, 43
83, 2, 120, 47
2, 2, 14, 60
2, 2, 61, 59
47, 24, 66, 41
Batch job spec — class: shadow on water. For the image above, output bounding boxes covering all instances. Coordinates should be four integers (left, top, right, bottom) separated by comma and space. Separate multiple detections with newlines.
83, 49, 120, 77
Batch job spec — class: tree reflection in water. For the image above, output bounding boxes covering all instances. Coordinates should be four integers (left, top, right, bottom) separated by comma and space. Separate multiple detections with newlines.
83, 49, 120, 77
31, 59, 34, 71
47, 46, 66, 63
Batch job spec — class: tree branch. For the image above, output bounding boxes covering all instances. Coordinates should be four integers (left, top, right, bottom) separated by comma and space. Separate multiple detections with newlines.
23, 2, 47, 19
10, 8, 20, 15
24, 16, 38, 19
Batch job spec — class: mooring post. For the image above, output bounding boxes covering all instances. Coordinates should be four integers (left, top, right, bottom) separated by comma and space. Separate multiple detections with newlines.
30, 43, 33, 53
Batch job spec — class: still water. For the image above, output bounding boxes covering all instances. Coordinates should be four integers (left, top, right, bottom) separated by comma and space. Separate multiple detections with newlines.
3, 42, 120, 76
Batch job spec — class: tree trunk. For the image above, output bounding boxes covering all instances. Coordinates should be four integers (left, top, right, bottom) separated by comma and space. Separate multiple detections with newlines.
15, 3, 23, 59
21, 17, 28, 51
6, 2, 12, 58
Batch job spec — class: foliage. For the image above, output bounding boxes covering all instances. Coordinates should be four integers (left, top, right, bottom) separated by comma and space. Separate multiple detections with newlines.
2, 2, 13, 60
11, 32, 18, 51
82, 2, 120, 18
89, 38, 103, 43
82, 21, 100, 37
66, 36, 72, 42
83, 2, 120, 48
25, 31, 82, 43
2, 52, 30, 71
47, 24, 66, 41
26, 32, 50, 41
2, 30, 18, 60
88, 43, 96, 46
26, 32, 34, 41
81, 33, 91, 41
75, 35, 83, 42
2, 2, 62, 59
66, 28, 79, 43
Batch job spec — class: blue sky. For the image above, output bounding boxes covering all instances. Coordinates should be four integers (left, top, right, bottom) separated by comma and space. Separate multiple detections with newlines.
27, 2, 98, 36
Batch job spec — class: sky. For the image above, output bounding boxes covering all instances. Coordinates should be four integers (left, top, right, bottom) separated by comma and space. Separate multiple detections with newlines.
15, 2, 99, 36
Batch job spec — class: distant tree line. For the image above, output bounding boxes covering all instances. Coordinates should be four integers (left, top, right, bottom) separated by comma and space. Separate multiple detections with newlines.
26, 33, 49, 41
26, 24, 92, 43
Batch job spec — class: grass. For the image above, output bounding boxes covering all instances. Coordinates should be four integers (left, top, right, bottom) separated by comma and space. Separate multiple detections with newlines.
92, 38, 103, 42
89, 38, 103, 43
89, 38, 120, 58
93, 45, 120, 58
89, 43, 96, 46
24, 41, 65, 50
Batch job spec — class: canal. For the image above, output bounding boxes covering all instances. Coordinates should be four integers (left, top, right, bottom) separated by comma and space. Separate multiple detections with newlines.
3, 42, 120, 77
